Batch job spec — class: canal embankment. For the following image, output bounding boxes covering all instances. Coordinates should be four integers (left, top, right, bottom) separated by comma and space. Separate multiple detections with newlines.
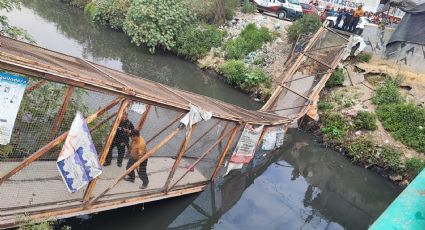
302, 53, 425, 186
62, 0, 323, 101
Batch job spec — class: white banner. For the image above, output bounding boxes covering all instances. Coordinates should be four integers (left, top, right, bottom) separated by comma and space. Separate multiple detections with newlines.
57, 112, 102, 193
276, 125, 286, 148
261, 127, 277, 151
0, 73, 27, 145
230, 124, 263, 164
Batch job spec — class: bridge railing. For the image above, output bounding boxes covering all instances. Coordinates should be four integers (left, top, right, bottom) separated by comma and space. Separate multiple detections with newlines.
0, 74, 243, 225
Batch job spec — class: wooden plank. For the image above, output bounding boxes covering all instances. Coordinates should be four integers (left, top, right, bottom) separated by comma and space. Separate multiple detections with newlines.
302, 51, 333, 69
86, 127, 183, 206
168, 123, 235, 191
0, 98, 124, 184
261, 27, 325, 111
163, 125, 196, 193
135, 104, 151, 132
256, 126, 268, 149
281, 84, 311, 101
50, 86, 74, 138
83, 99, 130, 203
1, 184, 206, 229
89, 112, 117, 132
146, 113, 185, 145
211, 124, 242, 180
25, 79, 47, 93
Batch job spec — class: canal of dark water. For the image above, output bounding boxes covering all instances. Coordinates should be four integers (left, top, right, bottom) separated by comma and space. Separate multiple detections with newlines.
4, 1, 401, 229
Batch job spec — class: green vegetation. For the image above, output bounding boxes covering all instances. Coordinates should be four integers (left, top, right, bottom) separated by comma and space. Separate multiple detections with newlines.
321, 112, 352, 141
334, 91, 354, 108
356, 52, 372, 63
379, 146, 403, 171
225, 23, 273, 59
218, 60, 271, 90
354, 111, 377, 130
372, 76, 425, 153
406, 158, 425, 175
372, 77, 403, 105
0, 78, 111, 160
83, 2, 96, 18
175, 24, 224, 60
92, 0, 131, 29
326, 68, 344, 87
253, 56, 266, 66
182, 0, 239, 24
123, 0, 194, 53
241, 0, 256, 14
346, 137, 376, 163
61, 0, 89, 8
18, 220, 54, 230
377, 103, 425, 153
0, 0, 34, 42
318, 101, 333, 111
286, 14, 321, 42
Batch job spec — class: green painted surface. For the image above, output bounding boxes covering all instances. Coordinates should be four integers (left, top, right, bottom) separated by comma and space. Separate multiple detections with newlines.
370, 169, 425, 230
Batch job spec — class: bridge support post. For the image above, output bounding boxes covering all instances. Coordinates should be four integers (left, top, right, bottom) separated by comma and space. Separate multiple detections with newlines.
83, 99, 130, 203
50, 85, 74, 138
167, 123, 234, 191
211, 124, 242, 180
163, 125, 196, 193
135, 104, 151, 132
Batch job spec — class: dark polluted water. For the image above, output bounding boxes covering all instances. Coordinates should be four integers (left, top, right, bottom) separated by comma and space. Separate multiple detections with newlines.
4, 1, 401, 229
60, 130, 401, 230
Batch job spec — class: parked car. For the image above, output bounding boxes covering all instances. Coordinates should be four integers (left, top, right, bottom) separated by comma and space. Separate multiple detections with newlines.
325, 16, 373, 35
253, 0, 303, 20
300, 3, 319, 15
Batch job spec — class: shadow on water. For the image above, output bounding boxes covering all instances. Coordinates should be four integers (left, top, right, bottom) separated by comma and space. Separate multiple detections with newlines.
7, 0, 262, 110
61, 130, 401, 230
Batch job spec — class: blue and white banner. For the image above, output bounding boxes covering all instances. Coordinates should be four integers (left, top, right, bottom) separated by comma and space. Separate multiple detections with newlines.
57, 112, 102, 193
0, 72, 28, 145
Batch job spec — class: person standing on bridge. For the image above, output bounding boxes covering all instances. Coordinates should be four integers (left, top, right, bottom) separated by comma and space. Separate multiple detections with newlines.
124, 129, 149, 189
104, 112, 135, 167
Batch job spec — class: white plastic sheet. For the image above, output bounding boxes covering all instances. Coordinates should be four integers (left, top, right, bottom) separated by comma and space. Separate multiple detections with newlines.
180, 104, 212, 128
56, 112, 102, 193
130, 102, 146, 114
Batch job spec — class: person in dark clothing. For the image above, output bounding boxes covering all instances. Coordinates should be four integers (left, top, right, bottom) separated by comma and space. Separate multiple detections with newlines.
334, 8, 346, 29
342, 9, 353, 31
104, 112, 135, 167
124, 130, 149, 189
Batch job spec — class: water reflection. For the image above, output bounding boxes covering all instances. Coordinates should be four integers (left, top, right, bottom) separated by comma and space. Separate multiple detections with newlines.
6, 0, 261, 110
63, 130, 400, 230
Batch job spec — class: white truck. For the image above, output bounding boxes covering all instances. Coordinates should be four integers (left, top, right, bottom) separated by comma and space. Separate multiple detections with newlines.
325, 16, 373, 35
253, 0, 303, 20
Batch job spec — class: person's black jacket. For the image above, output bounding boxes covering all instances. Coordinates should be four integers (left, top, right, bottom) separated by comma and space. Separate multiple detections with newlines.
113, 119, 135, 145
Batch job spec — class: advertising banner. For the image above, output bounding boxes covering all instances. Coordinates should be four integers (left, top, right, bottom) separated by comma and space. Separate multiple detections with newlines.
57, 112, 102, 193
0, 72, 27, 145
230, 124, 264, 164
